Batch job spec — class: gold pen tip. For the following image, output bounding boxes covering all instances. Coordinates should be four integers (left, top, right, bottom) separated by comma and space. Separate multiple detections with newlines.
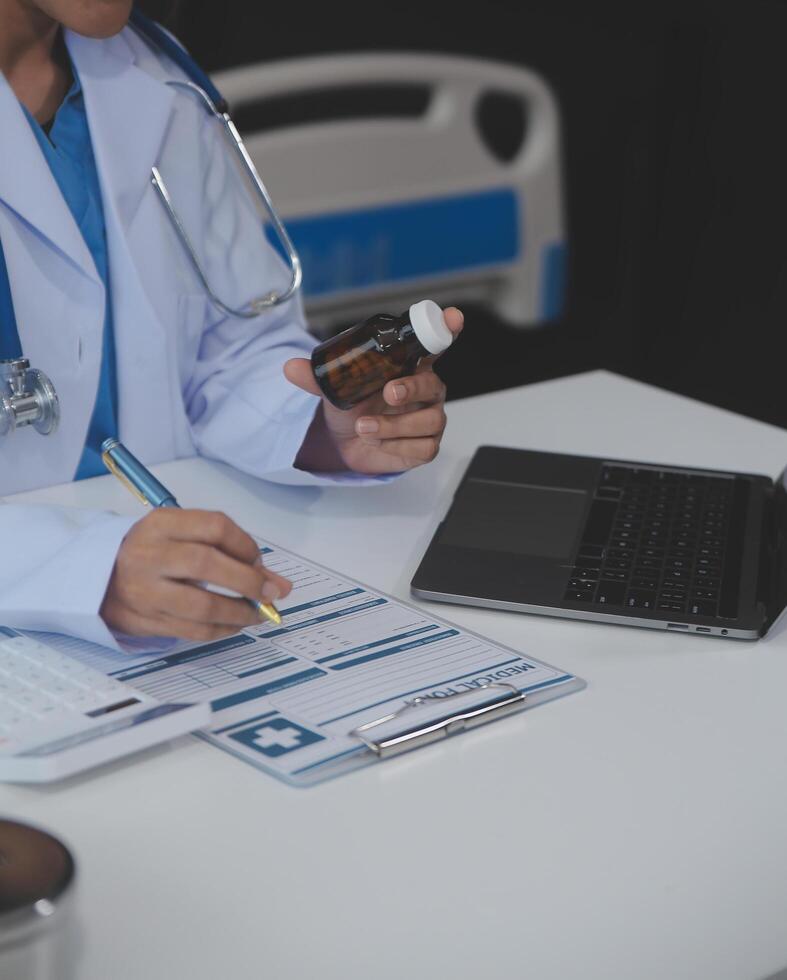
258, 602, 282, 626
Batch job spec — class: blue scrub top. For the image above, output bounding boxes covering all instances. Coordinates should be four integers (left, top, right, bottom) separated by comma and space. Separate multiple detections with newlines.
23, 68, 118, 480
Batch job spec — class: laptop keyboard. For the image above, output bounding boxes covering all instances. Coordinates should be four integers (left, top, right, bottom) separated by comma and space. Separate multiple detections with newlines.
564, 466, 748, 619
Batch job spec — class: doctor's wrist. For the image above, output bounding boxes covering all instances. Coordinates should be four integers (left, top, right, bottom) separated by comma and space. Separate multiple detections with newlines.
294, 403, 350, 474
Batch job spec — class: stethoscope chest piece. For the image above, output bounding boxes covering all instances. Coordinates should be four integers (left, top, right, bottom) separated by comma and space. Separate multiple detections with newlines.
0, 358, 60, 437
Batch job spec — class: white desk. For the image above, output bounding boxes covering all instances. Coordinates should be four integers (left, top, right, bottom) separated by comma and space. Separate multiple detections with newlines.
3, 370, 787, 980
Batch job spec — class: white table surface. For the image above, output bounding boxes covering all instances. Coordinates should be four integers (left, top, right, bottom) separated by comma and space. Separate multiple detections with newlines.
3, 370, 787, 980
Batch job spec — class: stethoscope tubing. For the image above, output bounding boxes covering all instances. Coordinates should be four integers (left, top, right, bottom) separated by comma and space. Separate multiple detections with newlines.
150, 79, 302, 318
0, 7, 303, 438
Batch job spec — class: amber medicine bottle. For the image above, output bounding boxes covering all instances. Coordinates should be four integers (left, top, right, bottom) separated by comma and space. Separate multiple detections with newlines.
310, 300, 454, 410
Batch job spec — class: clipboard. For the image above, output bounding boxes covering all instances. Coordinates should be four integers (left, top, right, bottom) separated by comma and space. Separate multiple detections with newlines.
207, 662, 585, 787
32, 539, 586, 787
350, 681, 529, 758
198, 567, 587, 787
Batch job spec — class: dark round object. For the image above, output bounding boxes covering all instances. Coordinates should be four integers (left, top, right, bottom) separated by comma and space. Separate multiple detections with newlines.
0, 820, 75, 916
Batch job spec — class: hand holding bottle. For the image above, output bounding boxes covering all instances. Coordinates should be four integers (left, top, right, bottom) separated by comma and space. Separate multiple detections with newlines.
284, 305, 464, 475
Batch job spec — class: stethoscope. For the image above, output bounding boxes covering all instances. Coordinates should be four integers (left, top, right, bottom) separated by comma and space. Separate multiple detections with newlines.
0, 7, 302, 439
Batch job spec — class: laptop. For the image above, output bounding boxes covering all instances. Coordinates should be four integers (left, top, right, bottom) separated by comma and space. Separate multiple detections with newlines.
411, 446, 787, 640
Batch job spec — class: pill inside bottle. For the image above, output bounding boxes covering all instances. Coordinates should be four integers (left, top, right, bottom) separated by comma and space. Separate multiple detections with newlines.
310, 300, 454, 410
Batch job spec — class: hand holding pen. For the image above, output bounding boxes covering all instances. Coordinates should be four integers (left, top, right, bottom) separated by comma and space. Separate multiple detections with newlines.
99, 439, 291, 642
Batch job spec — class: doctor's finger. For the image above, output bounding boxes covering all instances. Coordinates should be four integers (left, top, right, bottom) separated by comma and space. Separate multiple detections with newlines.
382, 371, 446, 408
100, 600, 240, 643
442, 306, 465, 336
355, 404, 446, 442
150, 509, 262, 567
415, 307, 465, 371
377, 436, 442, 465
162, 543, 291, 604
153, 581, 261, 630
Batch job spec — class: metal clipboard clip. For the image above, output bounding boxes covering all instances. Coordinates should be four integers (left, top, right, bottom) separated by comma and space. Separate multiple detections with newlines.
349, 682, 526, 760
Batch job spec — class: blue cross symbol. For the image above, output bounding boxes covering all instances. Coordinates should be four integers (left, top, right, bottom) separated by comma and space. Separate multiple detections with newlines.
253, 725, 304, 752
230, 716, 324, 758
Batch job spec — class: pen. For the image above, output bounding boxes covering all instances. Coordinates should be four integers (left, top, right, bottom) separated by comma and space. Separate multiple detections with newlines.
100, 437, 281, 626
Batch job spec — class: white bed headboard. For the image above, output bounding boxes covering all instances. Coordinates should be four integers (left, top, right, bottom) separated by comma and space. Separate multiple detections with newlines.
213, 53, 566, 331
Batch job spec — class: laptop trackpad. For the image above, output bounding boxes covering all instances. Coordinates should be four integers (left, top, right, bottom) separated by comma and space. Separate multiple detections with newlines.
439, 479, 588, 559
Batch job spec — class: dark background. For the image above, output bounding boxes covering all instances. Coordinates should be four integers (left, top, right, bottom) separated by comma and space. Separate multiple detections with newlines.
155, 0, 787, 427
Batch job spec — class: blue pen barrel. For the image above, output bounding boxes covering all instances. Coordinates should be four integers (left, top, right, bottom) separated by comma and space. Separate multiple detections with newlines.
100, 438, 179, 508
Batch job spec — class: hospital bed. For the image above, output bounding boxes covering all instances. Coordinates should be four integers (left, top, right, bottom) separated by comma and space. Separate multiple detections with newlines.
213, 53, 565, 331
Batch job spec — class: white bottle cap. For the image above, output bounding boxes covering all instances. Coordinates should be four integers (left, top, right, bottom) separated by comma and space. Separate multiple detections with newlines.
408, 300, 454, 355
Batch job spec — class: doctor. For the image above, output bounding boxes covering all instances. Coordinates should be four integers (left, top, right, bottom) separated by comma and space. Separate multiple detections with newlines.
0, 0, 463, 647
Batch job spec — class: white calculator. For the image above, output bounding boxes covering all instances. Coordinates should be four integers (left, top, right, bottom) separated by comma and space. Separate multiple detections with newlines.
0, 631, 210, 783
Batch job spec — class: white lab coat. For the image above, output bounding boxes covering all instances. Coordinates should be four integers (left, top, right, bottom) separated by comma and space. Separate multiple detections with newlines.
0, 26, 364, 647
